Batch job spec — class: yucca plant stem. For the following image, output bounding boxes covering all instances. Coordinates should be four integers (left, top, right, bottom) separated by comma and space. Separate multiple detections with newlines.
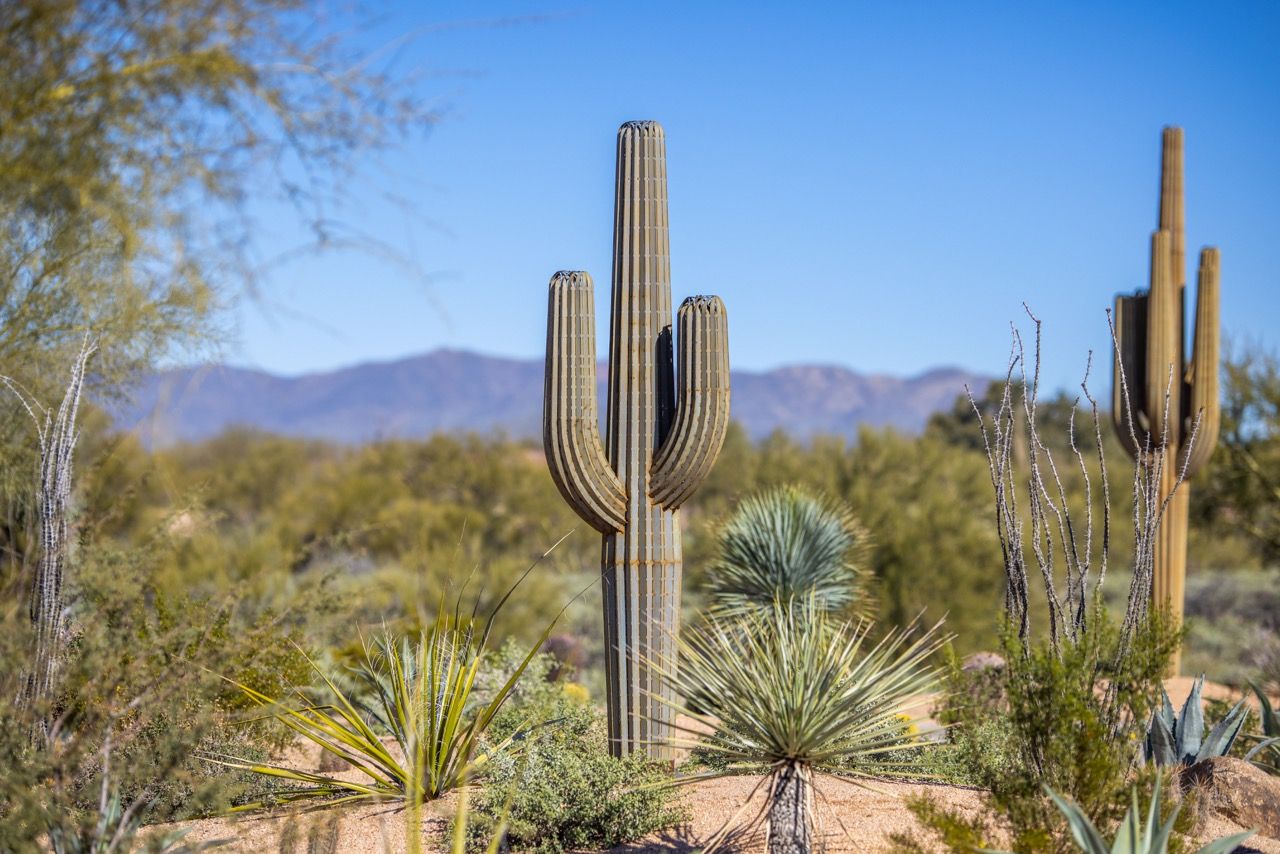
767, 761, 813, 854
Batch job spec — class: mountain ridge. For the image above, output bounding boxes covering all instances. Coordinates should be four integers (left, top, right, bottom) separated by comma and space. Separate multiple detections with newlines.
110, 348, 989, 447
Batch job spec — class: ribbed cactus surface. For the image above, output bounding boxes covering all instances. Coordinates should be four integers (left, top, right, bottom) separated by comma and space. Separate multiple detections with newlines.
1112, 127, 1221, 673
544, 121, 730, 759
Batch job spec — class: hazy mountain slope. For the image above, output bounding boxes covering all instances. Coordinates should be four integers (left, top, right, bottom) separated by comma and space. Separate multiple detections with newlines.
112, 349, 987, 446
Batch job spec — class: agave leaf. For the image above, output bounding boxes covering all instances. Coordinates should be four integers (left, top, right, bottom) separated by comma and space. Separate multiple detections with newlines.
1176, 676, 1206, 764
1197, 699, 1247, 763
1248, 680, 1279, 737
1147, 713, 1177, 765
1044, 787, 1110, 854
1159, 686, 1177, 734
1244, 736, 1280, 761
1110, 784, 1139, 853
1194, 829, 1255, 854
1149, 778, 1181, 854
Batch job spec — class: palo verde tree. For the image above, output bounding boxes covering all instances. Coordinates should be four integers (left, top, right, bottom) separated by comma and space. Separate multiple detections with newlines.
0, 0, 435, 578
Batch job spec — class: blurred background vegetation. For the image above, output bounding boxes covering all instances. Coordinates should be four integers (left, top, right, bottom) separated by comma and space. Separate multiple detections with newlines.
43, 340, 1280, 690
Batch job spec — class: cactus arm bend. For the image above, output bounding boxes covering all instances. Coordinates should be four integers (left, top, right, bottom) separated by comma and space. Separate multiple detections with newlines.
544, 271, 627, 533
1182, 248, 1221, 478
650, 295, 730, 509
1112, 293, 1146, 459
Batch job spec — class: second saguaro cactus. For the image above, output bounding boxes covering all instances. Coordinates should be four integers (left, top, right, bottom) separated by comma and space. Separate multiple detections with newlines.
1112, 126, 1221, 673
544, 121, 730, 759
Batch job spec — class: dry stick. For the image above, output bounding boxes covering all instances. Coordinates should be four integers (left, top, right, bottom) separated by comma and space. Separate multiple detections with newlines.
2, 336, 96, 726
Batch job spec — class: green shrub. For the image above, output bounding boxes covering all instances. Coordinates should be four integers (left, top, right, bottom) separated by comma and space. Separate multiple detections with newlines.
464, 700, 682, 853
898, 612, 1183, 854
0, 541, 307, 850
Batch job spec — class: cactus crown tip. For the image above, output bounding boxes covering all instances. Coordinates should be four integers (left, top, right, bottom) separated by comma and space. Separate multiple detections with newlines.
681, 294, 724, 311
619, 119, 664, 136
550, 270, 591, 286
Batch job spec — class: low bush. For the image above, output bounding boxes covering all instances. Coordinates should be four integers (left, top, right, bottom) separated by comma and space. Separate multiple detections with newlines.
461, 656, 682, 853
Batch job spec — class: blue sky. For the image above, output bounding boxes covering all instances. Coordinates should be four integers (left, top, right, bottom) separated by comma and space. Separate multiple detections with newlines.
230, 1, 1280, 393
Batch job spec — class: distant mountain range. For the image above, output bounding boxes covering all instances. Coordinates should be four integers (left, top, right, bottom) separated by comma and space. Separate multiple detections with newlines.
109, 349, 988, 446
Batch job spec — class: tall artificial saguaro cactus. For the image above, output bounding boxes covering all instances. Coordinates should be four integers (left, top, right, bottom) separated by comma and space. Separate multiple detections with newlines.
543, 121, 730, 759
1112, 127, 1221, 673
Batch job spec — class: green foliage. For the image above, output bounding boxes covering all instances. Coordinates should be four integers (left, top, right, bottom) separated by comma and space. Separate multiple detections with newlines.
45, 784, 227, 854
665, 598, 943, 776
1144, 677, 1247, 767
1193, 345, 1280, 565
218, 571, 563, 809
1180, 569, 1280, 686
0, 0, 431, 574
465, 701, 682, 853
0, 538, 309, 850
1027, 778, 1250, 854
1240, 683, 1280, 774
703, 484, 873, 619
908, 611, 1182, 854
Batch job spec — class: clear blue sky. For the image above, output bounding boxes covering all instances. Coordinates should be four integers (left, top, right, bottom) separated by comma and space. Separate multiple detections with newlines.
230, 1, 1280, 393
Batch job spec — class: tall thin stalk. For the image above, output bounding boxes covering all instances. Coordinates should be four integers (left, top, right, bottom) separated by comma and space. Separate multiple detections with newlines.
2, 335, 96, 722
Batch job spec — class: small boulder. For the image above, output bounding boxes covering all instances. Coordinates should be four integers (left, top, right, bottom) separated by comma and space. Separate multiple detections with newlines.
961, 652, 1006, 672
1184, 756, 1280, 840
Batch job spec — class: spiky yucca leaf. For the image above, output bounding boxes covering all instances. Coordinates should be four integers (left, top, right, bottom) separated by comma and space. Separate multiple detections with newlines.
211, 545, 568, 809
705, 486, 873, 620
661, 598, 942, 774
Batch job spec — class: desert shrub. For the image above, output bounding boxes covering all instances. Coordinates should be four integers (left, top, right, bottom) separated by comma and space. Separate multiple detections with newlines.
896, 316, 1189, 853
702, 485, 874, 620
464, 700, 682, 853
0, 543, 309, 850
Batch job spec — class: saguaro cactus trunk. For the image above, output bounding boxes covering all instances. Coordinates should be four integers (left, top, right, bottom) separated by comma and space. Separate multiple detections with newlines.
1112, 127, 1221, 674
544, 121, 730, 759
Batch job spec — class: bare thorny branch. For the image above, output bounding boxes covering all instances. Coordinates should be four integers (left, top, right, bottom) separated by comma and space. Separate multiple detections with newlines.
970, 308, 1200, 670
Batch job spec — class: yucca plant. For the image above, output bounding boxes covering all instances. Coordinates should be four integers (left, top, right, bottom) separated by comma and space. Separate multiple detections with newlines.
1144, 676, 1247, 767
704, 486, 873, 620
212, 550, 567, 810
996, 777, 1253, 854
659, 597, 944, 854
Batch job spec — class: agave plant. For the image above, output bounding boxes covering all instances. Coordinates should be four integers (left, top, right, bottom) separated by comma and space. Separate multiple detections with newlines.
1009, 777, 1253, 854
1145, 676, 1247, 767
659, 597, 943, 854
704, 486, 873, 619
1242, 681, 1280, 774
213, 554, 565, 809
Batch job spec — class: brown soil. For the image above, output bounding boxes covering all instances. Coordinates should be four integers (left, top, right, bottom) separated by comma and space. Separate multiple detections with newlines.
161, 679, 1280, 852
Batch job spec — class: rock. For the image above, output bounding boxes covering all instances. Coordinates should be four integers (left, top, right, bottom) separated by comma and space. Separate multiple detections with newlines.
961, 652, 1005, 672
1184, 756, 1280, 840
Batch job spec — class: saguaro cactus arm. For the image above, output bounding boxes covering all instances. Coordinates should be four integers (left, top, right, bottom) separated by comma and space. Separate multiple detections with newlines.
1112, 292, 1147, 458
544, 271, 627, 533
1183, 247, 1221, 477
650, 295, 730, 508
1145, 228, 1181, 446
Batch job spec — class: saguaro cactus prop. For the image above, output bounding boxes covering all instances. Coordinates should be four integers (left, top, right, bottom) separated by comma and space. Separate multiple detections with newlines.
544, 121, 730, 759
1112, 127, 1221, 673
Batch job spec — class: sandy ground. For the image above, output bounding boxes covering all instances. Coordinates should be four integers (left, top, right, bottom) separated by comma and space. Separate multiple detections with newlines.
164, 678, 1280, 853
170, 772, 1276, 853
